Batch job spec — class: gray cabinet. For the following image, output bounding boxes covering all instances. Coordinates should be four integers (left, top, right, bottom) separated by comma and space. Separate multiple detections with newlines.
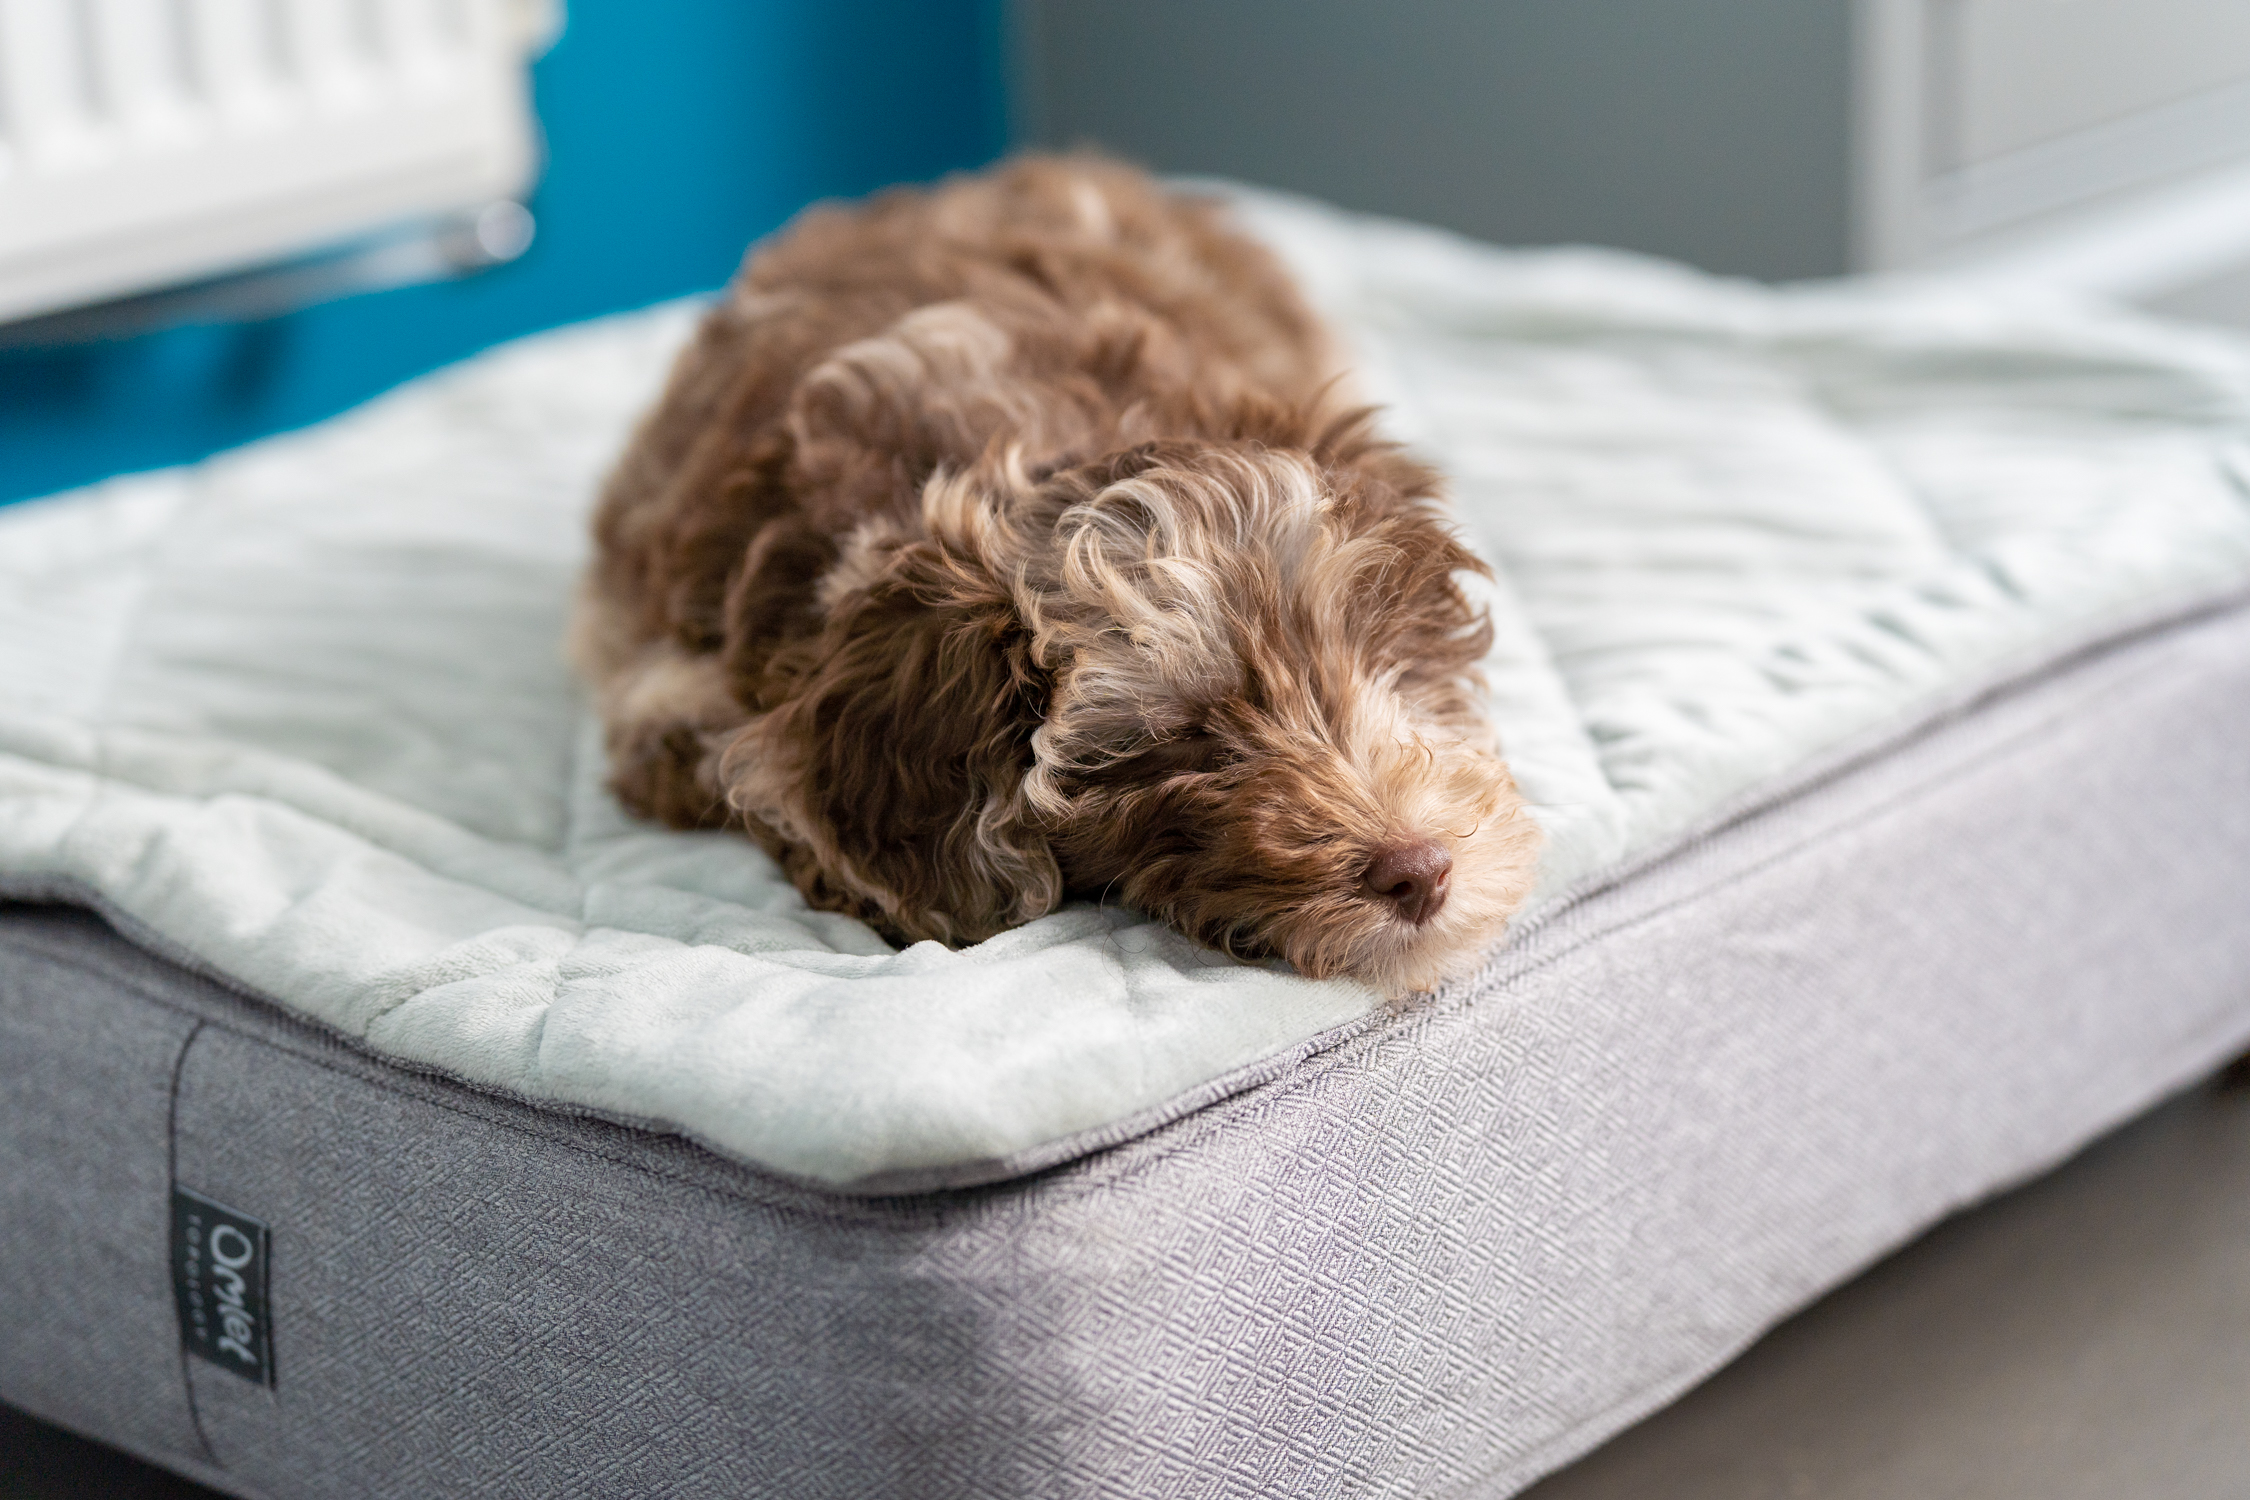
1016, 0, 2250, 312
1945, 0, 2250, 162
1865, 0, 2250, 279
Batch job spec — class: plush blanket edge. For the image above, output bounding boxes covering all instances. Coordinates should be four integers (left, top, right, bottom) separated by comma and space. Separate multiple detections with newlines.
15, 576, 2243, 1197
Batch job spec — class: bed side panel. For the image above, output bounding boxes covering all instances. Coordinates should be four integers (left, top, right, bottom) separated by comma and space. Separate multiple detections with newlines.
168, 1027, 1037, 1499
0, 927, 205, 1465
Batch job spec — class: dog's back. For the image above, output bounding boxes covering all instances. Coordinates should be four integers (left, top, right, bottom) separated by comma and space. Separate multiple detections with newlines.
576, 156, 1342, 831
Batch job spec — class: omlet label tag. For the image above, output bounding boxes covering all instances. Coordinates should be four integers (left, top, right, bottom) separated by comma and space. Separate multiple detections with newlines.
171, 1187, 274, 1387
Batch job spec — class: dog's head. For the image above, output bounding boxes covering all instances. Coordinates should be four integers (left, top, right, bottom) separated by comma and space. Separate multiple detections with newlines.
721, 426, 1542, 997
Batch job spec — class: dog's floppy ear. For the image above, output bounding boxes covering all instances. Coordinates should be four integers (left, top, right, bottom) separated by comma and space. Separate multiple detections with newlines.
716, 475, 1059, 946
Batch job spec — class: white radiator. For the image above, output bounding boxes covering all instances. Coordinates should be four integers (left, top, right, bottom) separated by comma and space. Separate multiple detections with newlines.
0, 0, 550, 324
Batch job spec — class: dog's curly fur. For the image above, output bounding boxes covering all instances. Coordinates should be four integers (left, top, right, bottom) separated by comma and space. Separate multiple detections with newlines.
573, 157, 1543, 996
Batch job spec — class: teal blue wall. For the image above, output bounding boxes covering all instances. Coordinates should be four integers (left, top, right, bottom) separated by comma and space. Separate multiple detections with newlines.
0, 3, 1007, 507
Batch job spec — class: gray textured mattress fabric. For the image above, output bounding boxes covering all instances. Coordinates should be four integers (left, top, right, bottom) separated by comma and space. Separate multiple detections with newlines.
6, 595, 2250, 1500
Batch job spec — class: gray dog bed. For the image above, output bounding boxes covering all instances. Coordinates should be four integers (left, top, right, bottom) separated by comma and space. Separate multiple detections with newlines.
5, 192, 2250, 1497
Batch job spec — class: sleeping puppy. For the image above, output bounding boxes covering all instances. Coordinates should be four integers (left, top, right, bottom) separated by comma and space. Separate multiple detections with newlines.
572, 156, 1543, 997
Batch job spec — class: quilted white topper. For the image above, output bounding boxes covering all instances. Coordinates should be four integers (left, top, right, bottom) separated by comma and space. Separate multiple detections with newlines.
5, 190, 2250, 1187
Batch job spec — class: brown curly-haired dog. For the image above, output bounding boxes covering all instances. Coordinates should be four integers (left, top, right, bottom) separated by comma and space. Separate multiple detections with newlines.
573, 157, 1543, 996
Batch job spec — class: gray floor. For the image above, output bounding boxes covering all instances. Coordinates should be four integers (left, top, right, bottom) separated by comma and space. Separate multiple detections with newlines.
8, 1067, 2249, 1498
0, 1402, 222, 1498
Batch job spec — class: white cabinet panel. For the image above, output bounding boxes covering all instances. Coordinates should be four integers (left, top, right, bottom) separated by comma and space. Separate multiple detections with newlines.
1947, 0, 2250, 165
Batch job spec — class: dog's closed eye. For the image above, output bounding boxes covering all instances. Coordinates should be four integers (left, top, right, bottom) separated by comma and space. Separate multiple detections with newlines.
1072, 727, 1231, 784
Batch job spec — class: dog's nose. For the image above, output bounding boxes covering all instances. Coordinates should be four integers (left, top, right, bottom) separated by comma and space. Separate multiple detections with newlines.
1362, 839, 1452, 925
